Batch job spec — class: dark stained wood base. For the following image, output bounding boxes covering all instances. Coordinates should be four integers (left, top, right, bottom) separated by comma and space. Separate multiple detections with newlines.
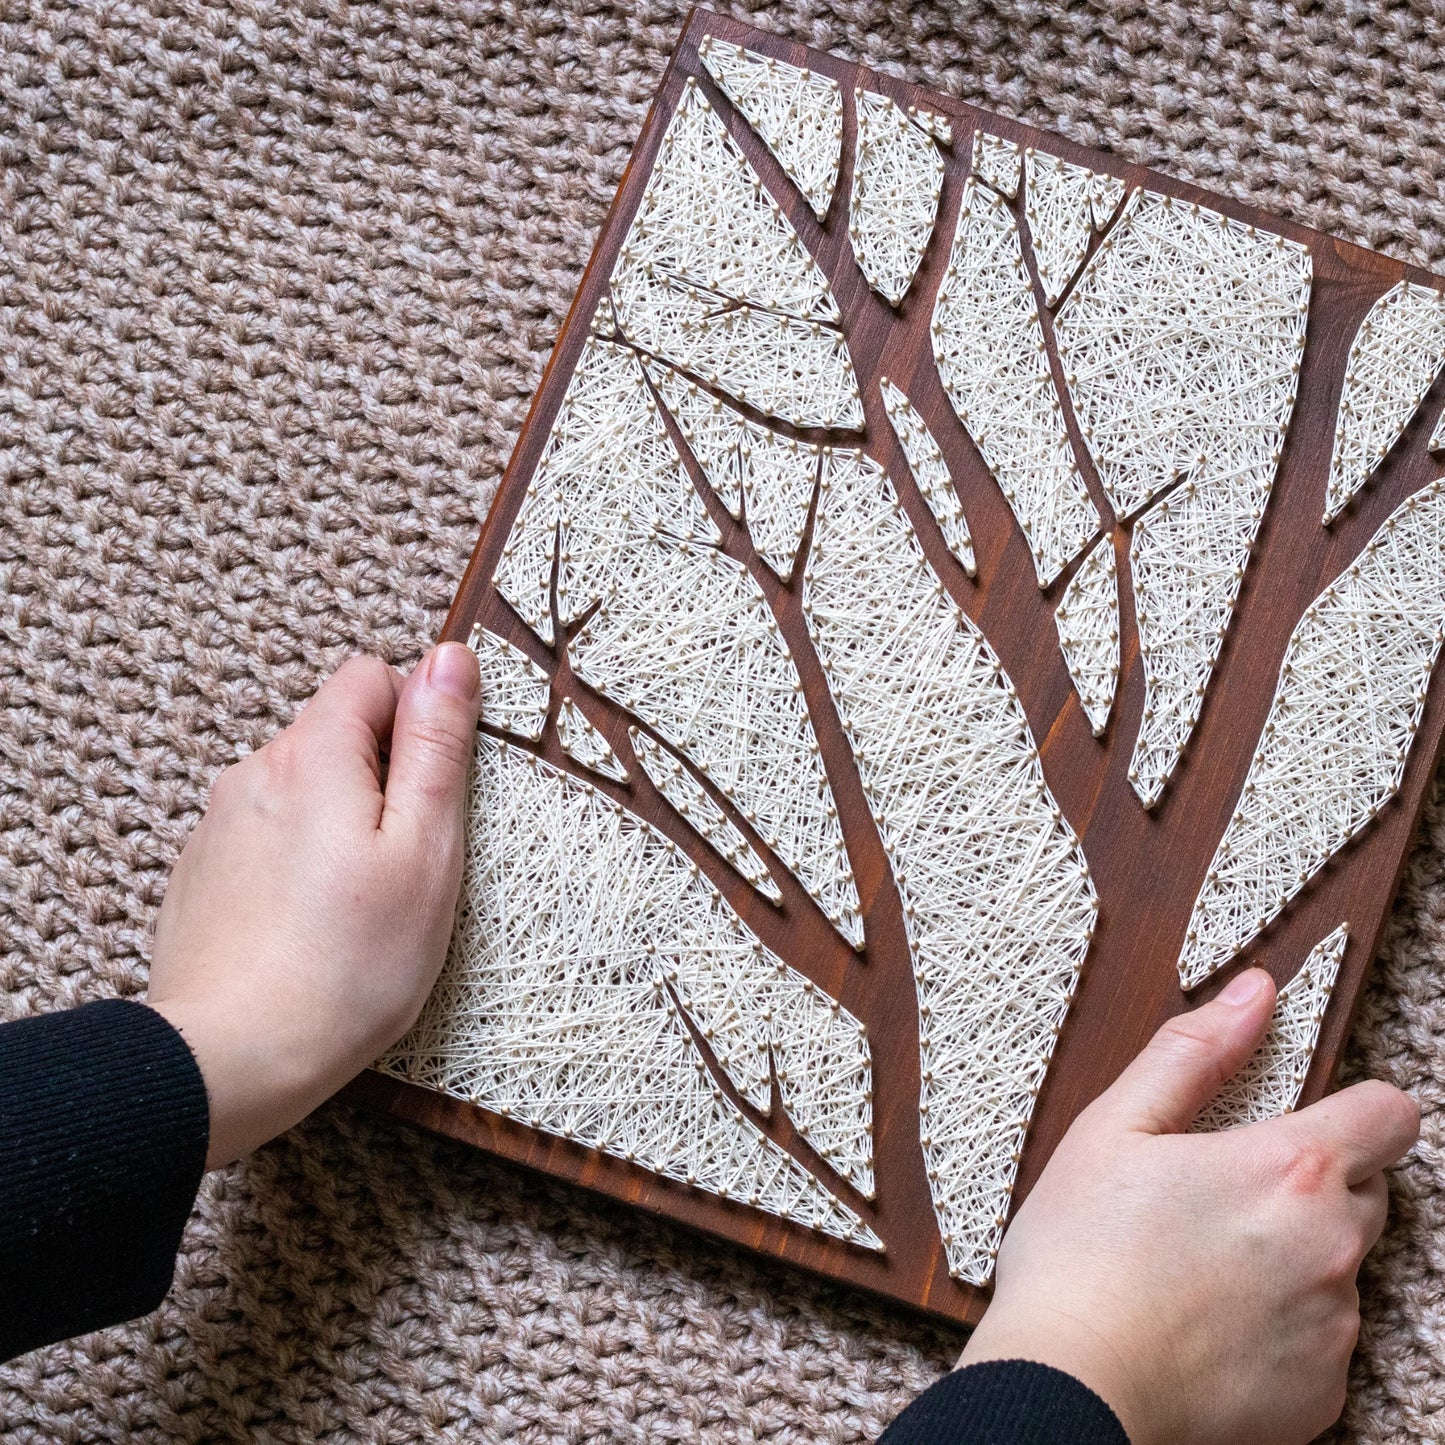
345, 8, 1445, 1327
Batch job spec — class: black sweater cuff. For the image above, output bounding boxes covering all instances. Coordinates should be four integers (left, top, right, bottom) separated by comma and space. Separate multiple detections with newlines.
878, 1358, 1130, 1444
0, 999, 210, 1360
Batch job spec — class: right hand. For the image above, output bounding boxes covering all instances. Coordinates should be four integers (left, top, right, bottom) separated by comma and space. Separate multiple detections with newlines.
960, 966, 1419, 1445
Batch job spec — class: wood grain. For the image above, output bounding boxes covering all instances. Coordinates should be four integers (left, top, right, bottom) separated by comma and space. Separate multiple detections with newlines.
343, 7, 1445, 1327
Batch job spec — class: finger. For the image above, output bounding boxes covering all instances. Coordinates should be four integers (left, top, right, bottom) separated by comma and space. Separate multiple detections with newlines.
1349, 1170, 1390, 1249
1092, 968, 1277, 1135
380, 642, 481, 860
1273, 1080, 1419, 1186
293, 655, 405, 766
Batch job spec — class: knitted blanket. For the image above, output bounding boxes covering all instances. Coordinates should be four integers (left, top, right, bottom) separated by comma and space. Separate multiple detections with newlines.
2, 2, 1442, 1438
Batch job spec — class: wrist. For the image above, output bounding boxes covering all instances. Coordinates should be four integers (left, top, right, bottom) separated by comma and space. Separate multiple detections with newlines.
149, 992, 325, 1169
960, 1301, 1159, 1445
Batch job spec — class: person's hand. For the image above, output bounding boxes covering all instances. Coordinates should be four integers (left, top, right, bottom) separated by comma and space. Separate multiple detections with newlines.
960, 967, 1419, 1445
148, 645, 481, 1169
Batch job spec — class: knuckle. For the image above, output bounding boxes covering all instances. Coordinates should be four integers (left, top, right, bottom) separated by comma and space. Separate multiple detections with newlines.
1155, 1013, 1219, 1057
339, 653, 385, 680
1320, 1232, 1364, 1288
259, 729, 307, 790
1148, 1013, 1227, 1082
1330, 1080, 1419, 1164
1364, 1080, 1420, 1144
341, 653, 396, 696
407, 717, 472, 776
1278, 1137, 1337, 1199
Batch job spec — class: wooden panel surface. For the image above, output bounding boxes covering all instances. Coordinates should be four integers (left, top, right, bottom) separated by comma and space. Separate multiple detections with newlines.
344, 7, 1445, 1327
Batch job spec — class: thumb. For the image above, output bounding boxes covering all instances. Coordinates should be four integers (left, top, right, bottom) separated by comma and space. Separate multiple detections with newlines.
381, 642, 482, 856
1093, 968, 1277, 1135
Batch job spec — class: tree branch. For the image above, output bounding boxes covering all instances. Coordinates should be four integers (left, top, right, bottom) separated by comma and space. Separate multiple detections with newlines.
664, 978, 878, 1226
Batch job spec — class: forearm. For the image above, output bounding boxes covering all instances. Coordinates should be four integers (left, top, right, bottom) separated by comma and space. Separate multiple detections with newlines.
0, 999, 209, 1361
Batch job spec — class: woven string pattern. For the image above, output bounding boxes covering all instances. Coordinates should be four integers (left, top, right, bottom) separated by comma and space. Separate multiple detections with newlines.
880, 378, 976, 577
972, 130, 1021, 198
630, 727, 782, 901
803, 449, 1097, 1285
1193, 924, 1348, 1132
1054, 534, 1121, 737
1179, 480, 1445, 987
383, 736, 880, 1247
494, 335, 719, 645
699, 36, 843, 222
1022, 150, 1121, 306
1056, 191, 1312, 807
1323, 281, 1445, 525
848, 90, 945, 307
611, 80, 863, 429
555, 697, 629, 782
472, 626, 552, 743
906, 106, 953, 145
498, 336, 863, 946
931, 178, 1102, 586
645, 360, 820, 577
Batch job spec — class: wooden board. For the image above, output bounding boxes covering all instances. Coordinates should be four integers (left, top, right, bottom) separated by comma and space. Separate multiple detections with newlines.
344, 7, 1445, 1327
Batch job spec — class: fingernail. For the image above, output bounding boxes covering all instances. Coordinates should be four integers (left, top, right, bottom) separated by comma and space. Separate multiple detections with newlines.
1218, 969, 1266, 1007
427, 642, 480, 702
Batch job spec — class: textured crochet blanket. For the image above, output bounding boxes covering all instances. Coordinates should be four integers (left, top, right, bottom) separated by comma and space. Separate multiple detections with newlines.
2, 2, 1444, 1439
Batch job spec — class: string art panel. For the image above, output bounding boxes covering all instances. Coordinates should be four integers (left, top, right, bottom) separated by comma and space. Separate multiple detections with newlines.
351, 13, 1445, 1326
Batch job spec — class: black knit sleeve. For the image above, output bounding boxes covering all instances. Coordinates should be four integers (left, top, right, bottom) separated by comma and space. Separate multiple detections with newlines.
0, 999, 210, 1361
878, 1359, 1130, 1444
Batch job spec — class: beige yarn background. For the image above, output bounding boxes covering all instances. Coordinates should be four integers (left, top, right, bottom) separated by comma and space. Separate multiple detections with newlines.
3, 1, 1445, 1439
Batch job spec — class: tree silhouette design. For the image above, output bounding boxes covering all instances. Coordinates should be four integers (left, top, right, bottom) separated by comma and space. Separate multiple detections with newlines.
380, 30, 1445, 1306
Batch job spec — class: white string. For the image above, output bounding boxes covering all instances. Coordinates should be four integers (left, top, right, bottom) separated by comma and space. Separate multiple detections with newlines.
1056, 190, 1309, 519
630, 726, 782, 902
556, 696, 629, 781
698, 36, 842, 221
1089, 171, 1126, 230
611, 80, 863, 429
569, 532, 865, 949
880, 377, 976, 576
931, 178, 1102, 586
849, 89, 945, 307
1023, 149, 1101, 306
971, 130, 1020, 198
645, 357, 818, 577
1178, 480, 1445, 987
382, 736, 882, 1248
1054, 533, 1119, 736
493, 333, 862, 947
906, 104, 953, 145
1192, 923, 1347, 1131
1322, 280, 1445, 525
803, 448, 1097, 1286
1127, 472, 1267, 806
1055, 190, 1312, 808
493, 335, 718, 645
469, 623, 550, 742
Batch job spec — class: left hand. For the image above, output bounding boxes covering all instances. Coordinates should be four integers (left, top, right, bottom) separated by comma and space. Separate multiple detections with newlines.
148, 644, 481, 1168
